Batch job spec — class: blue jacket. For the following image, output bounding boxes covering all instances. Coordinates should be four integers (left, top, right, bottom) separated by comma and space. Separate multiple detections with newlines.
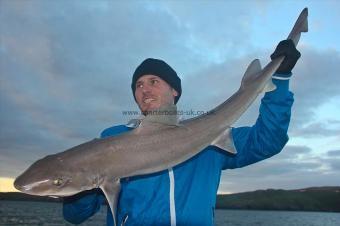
63, 78, 294, 226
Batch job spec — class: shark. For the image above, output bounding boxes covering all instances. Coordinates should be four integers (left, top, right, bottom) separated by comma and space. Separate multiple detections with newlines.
14, 8, 308, 226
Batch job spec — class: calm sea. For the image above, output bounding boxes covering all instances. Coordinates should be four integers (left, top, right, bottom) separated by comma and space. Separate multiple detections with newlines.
1, 201, 339, 226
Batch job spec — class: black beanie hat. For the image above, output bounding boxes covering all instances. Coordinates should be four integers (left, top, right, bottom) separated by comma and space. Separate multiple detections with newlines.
131, 58, 182, 104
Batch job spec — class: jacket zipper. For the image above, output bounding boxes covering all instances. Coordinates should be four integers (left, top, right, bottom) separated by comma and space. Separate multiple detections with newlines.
168, 168, 176, 226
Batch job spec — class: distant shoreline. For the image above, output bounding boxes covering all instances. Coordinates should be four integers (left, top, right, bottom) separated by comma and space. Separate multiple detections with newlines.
216, 186, 340, 212
1, 186, 339, 212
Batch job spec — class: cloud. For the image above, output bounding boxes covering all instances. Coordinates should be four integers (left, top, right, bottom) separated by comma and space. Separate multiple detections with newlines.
180, 45, 340, 133
0, 1, 260, 177
218, 145, 340, 193
273, 145, 312, 160
155, 1, 261, 63
291, 121, 340, 138
289, 47, 340, 127
328, 159, 340, 171
327, 150, 340, 157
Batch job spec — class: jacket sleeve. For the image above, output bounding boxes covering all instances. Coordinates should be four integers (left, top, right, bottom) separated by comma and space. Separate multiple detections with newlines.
221, 77, 294, 170
63, 189, 105, 224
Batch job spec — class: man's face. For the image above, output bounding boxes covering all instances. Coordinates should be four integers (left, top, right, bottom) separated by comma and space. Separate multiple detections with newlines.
135, 75, 178, 114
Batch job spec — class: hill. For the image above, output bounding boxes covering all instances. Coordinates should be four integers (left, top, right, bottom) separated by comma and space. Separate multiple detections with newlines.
0, 192, 60, 202
216, 186, 340, 212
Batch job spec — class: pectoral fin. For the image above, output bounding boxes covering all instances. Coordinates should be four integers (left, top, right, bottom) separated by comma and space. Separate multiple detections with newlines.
211, 128, 237, 154
100, 178, 121, 226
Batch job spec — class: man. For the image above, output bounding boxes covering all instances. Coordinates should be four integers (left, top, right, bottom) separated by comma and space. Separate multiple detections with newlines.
63, 39, 300, 226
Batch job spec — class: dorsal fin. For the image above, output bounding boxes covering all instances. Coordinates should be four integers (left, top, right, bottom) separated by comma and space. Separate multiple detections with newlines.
142, 104, 178, 126
132, 104, 179, 135
241, 59, 262, 88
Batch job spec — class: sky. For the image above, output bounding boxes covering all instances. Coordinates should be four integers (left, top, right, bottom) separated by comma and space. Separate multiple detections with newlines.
0, 0, 339, 194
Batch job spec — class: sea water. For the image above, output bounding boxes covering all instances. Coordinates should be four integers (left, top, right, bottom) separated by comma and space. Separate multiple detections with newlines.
1, 201, 339, 226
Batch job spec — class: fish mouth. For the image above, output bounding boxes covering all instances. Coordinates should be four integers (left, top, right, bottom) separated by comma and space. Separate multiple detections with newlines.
14, 178, 50, 193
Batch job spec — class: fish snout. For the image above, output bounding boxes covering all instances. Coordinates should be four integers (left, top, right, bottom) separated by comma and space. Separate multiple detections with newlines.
13, 176, 25, 192
13, 174, 44, 194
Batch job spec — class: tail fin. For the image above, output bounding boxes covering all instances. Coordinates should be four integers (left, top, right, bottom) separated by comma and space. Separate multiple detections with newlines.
241, 59, 262, 88
300, 8, 308, 32
288, 7, 308, 46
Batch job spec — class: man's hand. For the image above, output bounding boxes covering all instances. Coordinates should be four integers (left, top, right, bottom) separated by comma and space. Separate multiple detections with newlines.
271, 39, 301, 75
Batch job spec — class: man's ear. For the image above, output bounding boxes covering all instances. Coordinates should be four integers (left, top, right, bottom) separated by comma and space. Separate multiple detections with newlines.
172, 88, 178, 97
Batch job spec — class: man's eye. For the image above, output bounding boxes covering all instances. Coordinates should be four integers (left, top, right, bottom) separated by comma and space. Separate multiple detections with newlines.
151, 79, 158, 85
53, 178, 63, 186
136, 83, 143, 89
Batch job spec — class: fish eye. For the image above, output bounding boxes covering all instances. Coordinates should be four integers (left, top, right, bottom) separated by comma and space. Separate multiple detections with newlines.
53, 178, 63, 186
